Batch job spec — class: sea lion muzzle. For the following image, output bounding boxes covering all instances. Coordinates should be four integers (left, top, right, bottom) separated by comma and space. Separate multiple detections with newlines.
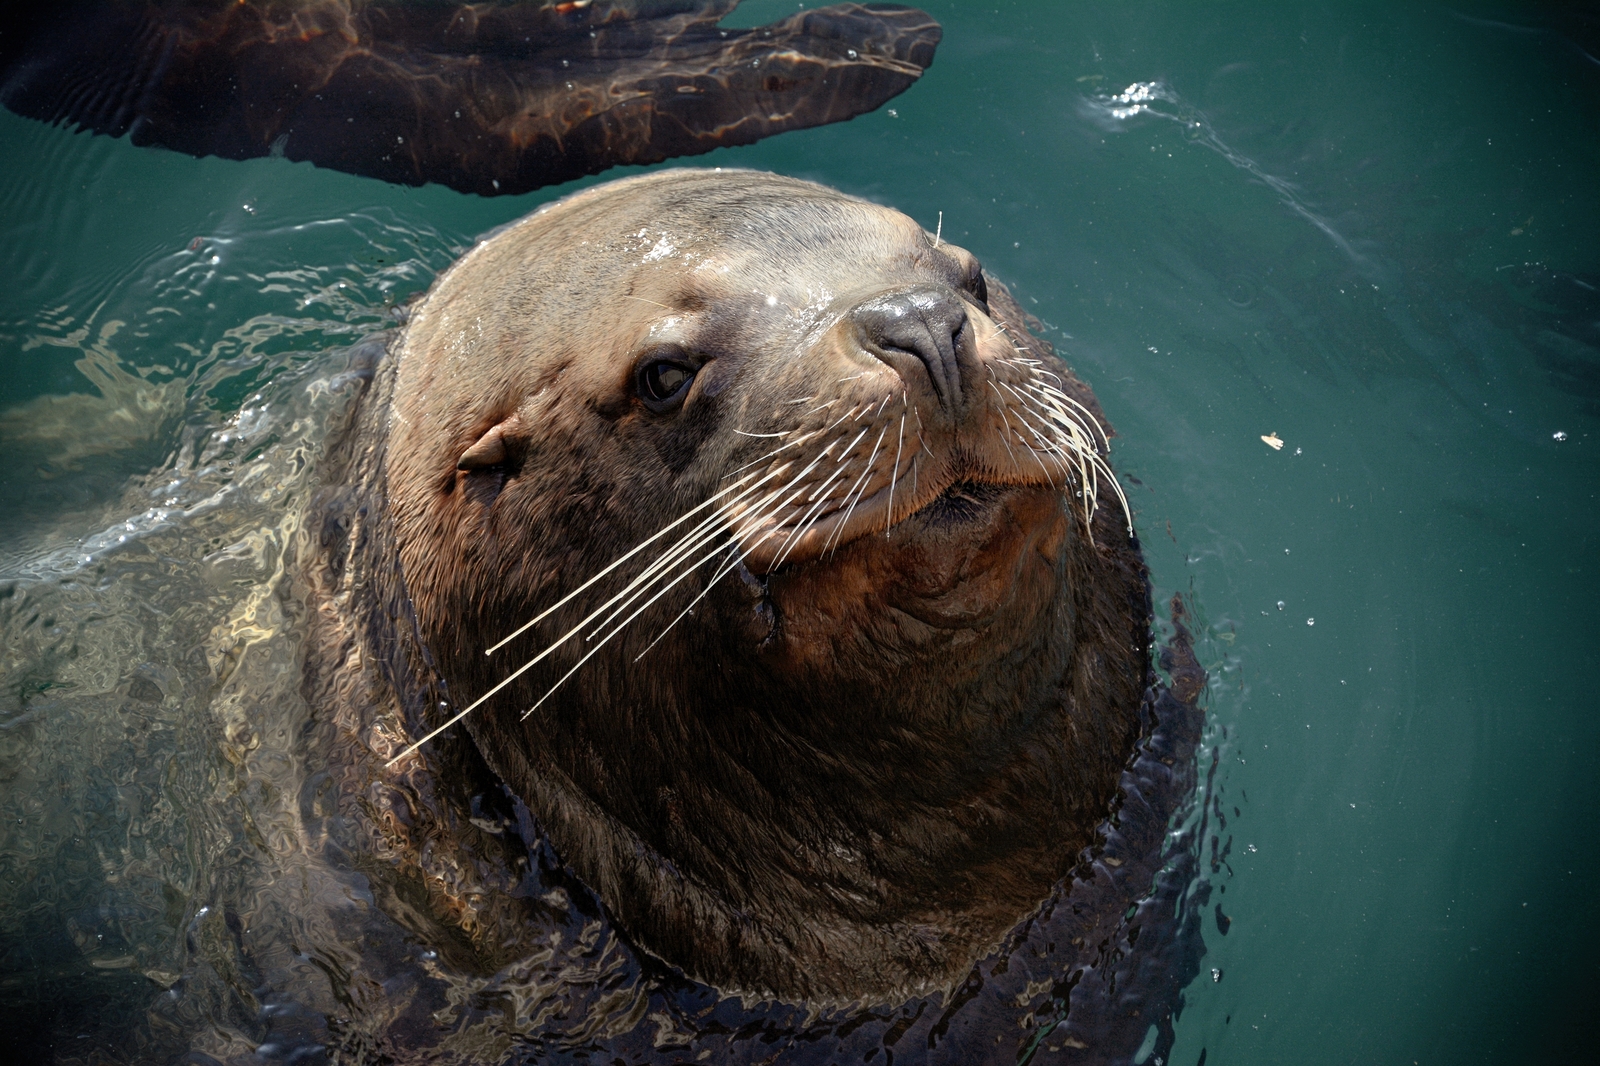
850, 286, 977, 417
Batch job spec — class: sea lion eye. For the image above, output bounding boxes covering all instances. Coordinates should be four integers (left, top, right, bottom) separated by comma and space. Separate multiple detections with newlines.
637, 358, 696, 410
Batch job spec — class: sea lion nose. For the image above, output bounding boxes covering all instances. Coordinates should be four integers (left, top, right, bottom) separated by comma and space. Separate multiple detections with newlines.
851, 287, 974, 413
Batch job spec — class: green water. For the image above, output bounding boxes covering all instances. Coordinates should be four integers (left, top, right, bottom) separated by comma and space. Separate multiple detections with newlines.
2, 1, 1596, 1062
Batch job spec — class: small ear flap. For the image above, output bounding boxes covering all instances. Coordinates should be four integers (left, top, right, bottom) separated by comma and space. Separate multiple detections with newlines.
457, 413, 523, 470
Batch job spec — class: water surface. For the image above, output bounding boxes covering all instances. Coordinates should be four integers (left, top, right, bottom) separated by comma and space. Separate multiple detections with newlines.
2, 1, 1596, 1062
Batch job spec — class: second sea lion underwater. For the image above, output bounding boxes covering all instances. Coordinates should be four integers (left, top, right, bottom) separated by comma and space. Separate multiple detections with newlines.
280, 168, 1212, 1063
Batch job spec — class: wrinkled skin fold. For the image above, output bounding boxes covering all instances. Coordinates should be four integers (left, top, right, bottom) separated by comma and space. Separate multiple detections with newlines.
0, 0, 940, 195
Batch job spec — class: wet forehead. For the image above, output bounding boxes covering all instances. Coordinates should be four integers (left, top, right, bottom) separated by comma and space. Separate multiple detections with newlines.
639, 194, 951, 304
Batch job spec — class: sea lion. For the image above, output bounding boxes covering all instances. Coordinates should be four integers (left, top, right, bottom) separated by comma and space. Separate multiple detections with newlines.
0, 1, 939, 196
311, 167, 1170, 1008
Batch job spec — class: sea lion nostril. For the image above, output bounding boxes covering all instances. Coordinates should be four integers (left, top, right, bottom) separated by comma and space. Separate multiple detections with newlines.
852, 287, 972, 410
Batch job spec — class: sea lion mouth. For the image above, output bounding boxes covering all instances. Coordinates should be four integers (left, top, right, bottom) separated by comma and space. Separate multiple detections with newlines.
911, 479, 1010, 527
756, 477, 1072, 645
735, 464, 1050, 576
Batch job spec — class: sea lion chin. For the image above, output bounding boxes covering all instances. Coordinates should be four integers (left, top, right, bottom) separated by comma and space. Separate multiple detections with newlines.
342, 168, 1151, 1004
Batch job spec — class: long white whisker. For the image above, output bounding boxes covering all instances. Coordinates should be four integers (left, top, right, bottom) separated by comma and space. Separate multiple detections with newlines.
388, 469, 802, 765
823, 405, 860, 433
519, 535, 747, 722
831, 427, 869, 472
581, 510, 740, 641
826, 423, 888, 554
911, 405, 940, 462
516, 467, 825, 734
1011, 409, 1076, 485
993, 382, 1059, 490
997, 380, 1075, 471
723, 428, 822, 479
985, 376, 1026, 477
1017, 382, 1131, 534
773, 485, 841, 571
601, 455, 843, 645
770, 462, 852, 570
632, 545, 743, 662
1022, 380, 1111, 452
886, 405, 906, 536
583, 444, 843, 644
486, 466, 769, 655
632, 513, 791, 662
724, 434, 849, 563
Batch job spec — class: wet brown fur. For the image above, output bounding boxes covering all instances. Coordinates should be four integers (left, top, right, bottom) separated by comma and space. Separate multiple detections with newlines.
313, 170, 1151, 1004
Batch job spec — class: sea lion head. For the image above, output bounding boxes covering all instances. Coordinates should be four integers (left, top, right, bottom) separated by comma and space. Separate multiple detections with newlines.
378, 169, 1148, 1003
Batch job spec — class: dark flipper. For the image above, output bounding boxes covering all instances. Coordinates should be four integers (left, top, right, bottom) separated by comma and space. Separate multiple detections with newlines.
0, 1, 939, 195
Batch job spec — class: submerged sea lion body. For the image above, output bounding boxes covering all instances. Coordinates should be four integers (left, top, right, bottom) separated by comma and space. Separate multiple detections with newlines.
0, 1, 939, 196
298, 168, 1207, 1058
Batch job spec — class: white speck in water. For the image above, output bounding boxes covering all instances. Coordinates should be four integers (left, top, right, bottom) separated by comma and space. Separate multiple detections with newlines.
1211, 967, 1223, 983
1306, 617, 1315, 626
1276, 600, 1285, 610
1294, 446, 1302, 455
886, 108, 898, 117
1246, 844, 1257, 853
1553, 430, 1568, 441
